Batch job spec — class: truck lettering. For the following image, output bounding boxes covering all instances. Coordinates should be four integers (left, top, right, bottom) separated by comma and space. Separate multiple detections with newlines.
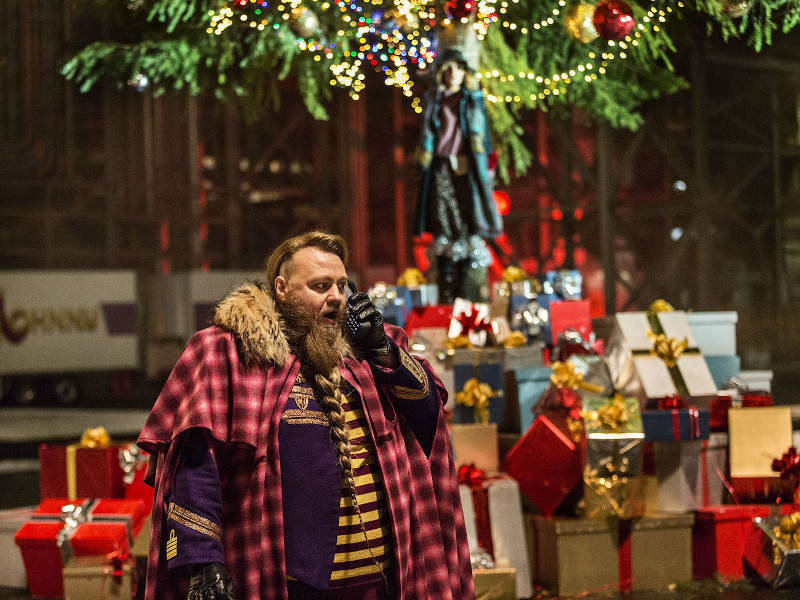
0, 295, 99, 344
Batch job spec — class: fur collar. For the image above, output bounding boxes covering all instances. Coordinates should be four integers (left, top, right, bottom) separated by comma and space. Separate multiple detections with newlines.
213, 281, 290, 366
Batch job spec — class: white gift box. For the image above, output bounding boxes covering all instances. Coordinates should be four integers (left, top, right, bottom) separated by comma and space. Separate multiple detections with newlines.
460, 478, 532, 599
653, 433, 727, 512
0, 506, 35, 588
605, 311, 718, 408
686, 311, 738, 357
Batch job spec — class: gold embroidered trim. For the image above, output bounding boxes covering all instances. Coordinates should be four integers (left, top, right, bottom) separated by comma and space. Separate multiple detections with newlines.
394, 350, 430, 400
282, 409, 329, 426
291, 387, 315, 399
167, 503, 222, 542
166, 529, 178, 560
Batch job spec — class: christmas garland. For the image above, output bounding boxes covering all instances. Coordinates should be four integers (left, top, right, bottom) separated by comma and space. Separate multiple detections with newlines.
62, 0, 800, 180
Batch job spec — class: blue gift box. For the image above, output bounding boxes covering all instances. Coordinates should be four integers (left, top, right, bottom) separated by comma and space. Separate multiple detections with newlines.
539, 270, 582, 302
641, 409, 710, 442
395, 285, 438, 309
453, 360, 506, 425
704, 355, 741, 389
502, 367, 552, 434
380, 301, 406, 329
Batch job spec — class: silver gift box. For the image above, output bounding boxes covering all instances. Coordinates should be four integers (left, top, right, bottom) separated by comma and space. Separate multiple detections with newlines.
745, 515, 800, 588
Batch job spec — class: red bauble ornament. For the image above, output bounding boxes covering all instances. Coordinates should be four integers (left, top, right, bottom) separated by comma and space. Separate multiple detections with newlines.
232, 0, 249, 8
592, 0, 635, 40
445, 0, 478, 20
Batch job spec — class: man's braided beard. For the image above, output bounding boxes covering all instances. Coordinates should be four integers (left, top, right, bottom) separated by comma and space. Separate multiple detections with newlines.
278, 292, 355, 376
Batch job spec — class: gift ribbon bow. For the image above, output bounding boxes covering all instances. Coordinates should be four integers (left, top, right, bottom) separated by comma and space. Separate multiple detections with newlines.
502, 266, 526, 283
772, 446, 800, 485
646, 331, 689, 368
648, 299, 676, 313
457, 463, 486, 490
456, 308, 492, 337
119, 443, 148, 485
446, 335, 473, 349
502, 331, 527, 348
57, 502, 90, 562
396, 268, 427, 286
456, 378, 500, 424
80, 427, 111, 448
550, 361, 605, 394
775, 512, 800, 551
583, 395, 630, 432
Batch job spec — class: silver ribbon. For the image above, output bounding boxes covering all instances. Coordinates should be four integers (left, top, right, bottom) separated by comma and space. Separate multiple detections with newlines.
118, 443, 148, 485
57, 500, 95, 563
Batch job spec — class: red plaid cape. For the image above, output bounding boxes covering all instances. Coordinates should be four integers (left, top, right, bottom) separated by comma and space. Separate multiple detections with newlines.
138, 325, 474, 600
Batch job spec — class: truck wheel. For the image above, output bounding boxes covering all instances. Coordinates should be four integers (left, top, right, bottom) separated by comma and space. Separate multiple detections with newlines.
12, 381, 38, 406
54, 379, 79, 406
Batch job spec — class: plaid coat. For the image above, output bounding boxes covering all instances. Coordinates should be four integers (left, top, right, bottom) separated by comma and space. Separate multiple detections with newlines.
138, 282, 474, 600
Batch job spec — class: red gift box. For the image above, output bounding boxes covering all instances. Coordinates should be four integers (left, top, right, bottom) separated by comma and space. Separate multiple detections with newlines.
693, 504, 794, 581
548, 299, 591, 344
504, 412, 584, 516
119, 444, 155, 511
403, 305, 453, 336
39, 444, 126, 499
14, 498, 146, 598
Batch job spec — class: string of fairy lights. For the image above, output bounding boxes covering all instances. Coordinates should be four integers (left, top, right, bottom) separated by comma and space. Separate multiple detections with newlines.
206, 0, 679, 110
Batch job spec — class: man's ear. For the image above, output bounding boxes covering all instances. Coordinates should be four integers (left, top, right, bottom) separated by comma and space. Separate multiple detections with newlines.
274, 276, 288, 301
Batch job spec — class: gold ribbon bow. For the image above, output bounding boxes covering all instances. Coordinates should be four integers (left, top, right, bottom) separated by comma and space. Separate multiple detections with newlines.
446, 335, 473, 349
648, 299, 675, 313
775, 513, 800, 550
80, 427, 111, 448
647, 331, 689, 368
583, 395, 630, 432
502, 331, 527, 348
397, 268, 427, 286
502, 266, 526, 283
456, 378, 500, 424
550, 361, 605, 393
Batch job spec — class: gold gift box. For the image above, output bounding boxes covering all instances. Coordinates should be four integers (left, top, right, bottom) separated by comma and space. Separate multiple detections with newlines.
63, 555, 135, 600
473, 567, 517, 600
583, 474, 648, 520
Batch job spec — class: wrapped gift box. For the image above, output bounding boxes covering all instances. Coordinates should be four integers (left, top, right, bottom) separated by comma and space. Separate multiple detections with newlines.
738, 369, 773, 393
452, 349, 505, 425
641, 409, 710, 442
402, 305, 453, 336
502, 367, 551, 435
503, 342, 545, 372
693, 504, 777, 580
504, 412, 584, 517
583, 396, 646, 520
531, 513, 694, 595
704, 355, 741, 389
396, 283, 439, 308
118, 444, 155, 512
653, 439, 727, 512
0, 506, 34, 588
473, 567, 517, 600
40, 443, 127, 500
450, 423, 499, 473
547, 299, 592, 345
14, 498, 146, 598
63, 553, 136, 600
744, 514, 800, 588
539, 270, 582, 302
602, 311, 718, 409
686, 311, 738, 357
460, 475, 532, 598
729, 407, 793, 503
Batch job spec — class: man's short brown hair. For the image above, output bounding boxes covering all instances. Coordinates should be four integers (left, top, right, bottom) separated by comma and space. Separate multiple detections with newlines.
265, 231, 349, 296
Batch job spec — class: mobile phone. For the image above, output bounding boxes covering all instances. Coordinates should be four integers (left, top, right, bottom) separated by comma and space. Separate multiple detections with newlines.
344, 279, 369, 339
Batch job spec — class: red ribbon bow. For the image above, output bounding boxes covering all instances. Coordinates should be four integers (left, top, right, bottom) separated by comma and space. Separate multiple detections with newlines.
657, 394, 686, 410
458, 464, 486, 491
456, 308, 491, 336
772, 446, 800, 484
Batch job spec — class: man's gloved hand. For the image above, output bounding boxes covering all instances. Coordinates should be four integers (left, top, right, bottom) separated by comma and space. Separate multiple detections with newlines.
346, 292, 391, 359
188, 563, 236, 600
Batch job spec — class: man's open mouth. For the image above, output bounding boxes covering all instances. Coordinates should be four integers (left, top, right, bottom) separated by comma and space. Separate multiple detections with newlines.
321, 309, 339, 322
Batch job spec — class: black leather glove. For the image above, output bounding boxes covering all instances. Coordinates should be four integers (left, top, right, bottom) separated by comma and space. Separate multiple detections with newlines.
188, 563, 236, 600
346, 292, 391, 359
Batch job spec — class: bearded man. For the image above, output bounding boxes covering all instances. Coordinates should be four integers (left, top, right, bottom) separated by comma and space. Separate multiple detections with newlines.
137, 231, 474, 600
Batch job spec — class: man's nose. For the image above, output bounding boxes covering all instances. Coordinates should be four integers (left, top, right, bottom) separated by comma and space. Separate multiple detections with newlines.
328, 286, 344, 304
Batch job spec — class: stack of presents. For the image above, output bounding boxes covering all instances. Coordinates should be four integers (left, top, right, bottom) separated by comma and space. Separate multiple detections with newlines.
3, 428, 153, 598
383, 266, 799, 599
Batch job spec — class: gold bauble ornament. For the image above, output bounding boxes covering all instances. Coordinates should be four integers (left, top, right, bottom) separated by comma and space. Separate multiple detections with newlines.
720, 0, 751, 17
565, 3, 598, 43
289, 5, 321, 38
